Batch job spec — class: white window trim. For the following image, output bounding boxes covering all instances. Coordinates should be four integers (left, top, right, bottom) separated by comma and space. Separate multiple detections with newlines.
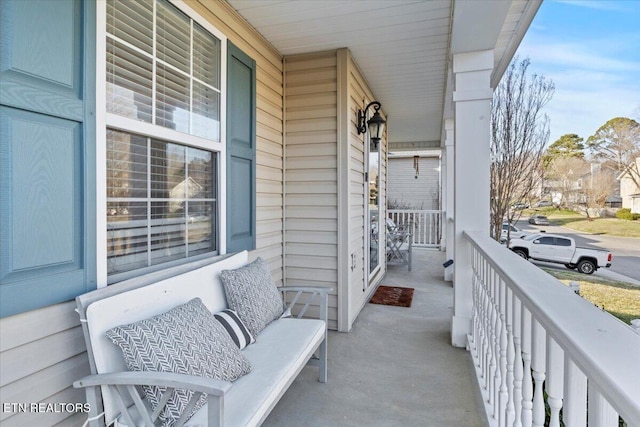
96, 0, 228, 288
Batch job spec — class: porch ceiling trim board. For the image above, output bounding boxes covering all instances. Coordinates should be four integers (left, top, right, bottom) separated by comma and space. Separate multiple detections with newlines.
227, 0, 450, 145
227, 0, 540, 146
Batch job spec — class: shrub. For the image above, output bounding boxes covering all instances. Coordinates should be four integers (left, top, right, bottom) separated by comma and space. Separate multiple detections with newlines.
616, 208, 639, 220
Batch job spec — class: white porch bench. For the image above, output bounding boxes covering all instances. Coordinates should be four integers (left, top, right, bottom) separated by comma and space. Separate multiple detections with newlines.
73, 251, 330, 427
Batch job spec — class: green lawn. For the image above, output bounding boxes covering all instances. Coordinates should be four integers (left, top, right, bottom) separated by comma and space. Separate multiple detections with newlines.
521, 208, 640, 238
562, 218, 640, 238
542, 268, 640, 325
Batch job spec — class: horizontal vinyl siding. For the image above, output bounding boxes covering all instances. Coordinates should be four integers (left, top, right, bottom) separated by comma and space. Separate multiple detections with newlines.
388, 157, 440, 210
0, 4, 285, 426
620, 177, 637, 210
0, 302, 90, 426
284, 51, 339, 330
193, 0, 285, 281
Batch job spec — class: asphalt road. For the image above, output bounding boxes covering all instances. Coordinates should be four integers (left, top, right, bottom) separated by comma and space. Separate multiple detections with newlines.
514, 218, 640, 283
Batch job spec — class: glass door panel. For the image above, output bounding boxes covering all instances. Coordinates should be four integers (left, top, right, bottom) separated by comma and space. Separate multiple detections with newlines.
369, 143, 381, 275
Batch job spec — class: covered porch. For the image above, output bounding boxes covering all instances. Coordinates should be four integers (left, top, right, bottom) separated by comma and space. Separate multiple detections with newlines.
265, 248, 486, 427
2, 0, 640, 426
267, 240, 640, 427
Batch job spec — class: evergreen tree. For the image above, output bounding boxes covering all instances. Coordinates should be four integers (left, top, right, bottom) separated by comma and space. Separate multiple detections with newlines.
542, 133, 585, 168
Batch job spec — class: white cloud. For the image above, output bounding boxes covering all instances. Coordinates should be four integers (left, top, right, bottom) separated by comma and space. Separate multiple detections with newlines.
519, 50, 640, 142
519, 41, 640, 73
545, 86, 639, 142
556, 0, 633, 12
521, 53, 640, 141
516, 17, 640, 145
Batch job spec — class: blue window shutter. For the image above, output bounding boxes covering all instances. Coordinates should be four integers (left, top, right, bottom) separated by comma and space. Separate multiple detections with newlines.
0, 0, 96, 317
226, 42, 256, 252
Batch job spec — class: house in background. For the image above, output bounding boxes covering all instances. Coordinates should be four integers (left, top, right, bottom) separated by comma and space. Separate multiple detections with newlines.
3, 1, 637, 426
543, 162, 622, 210
618, 157, 640, 213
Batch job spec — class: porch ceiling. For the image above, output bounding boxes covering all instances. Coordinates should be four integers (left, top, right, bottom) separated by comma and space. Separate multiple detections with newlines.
226, 0, 540, 146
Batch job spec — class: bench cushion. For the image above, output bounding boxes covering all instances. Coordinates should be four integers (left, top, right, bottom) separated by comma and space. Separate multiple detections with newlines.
210, 318, 325, 426
221, 257, 283, 337
107, 298, 251, 426
115, 318, 325, 427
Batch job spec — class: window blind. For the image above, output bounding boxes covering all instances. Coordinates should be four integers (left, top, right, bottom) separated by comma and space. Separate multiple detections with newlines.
106, 0, 221, 140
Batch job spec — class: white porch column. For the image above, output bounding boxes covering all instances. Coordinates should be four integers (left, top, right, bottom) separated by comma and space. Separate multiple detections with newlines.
443, 119, 454, 281
451, 50, 493, 347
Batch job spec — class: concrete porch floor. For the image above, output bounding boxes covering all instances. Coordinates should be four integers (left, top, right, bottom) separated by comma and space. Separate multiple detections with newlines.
263, 248, 487, 427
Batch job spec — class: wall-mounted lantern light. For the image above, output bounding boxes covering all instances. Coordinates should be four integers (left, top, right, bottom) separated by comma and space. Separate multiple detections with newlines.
356, 100, 386, 151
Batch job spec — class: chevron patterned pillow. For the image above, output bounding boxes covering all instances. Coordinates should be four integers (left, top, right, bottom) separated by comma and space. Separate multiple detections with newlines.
221, 257, 283, 337
106, 298, 251, 426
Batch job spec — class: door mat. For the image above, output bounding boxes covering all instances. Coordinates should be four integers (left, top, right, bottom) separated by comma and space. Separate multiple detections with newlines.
369, 285, 414, 308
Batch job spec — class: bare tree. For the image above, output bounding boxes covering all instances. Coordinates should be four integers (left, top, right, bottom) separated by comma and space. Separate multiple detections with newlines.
490, 57, 554, 241
546, 156, 589, 208
582, 168, 616, 219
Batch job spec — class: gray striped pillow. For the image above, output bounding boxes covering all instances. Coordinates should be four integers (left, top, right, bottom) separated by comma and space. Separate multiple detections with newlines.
214, 309, 255, 349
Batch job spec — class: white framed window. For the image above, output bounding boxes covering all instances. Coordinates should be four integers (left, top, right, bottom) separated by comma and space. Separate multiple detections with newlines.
106, 130, 217, 275
98, 0, 228, 283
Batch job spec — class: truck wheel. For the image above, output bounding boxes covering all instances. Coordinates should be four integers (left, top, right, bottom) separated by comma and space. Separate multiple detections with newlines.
513, 249, 528, 259
564, 264, 577, 270
577, 260, 595, 275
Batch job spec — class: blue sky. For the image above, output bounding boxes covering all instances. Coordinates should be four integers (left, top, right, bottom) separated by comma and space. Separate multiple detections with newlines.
515, 0, 640, 145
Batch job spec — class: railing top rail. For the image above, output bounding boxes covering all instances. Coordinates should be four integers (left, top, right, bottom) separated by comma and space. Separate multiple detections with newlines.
464, 230, 640, 423
387, 209, 442, 214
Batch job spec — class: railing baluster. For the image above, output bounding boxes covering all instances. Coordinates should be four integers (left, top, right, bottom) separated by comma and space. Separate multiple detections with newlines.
480, 256, 489, 386
477, 255, 485, 372
531, 319, 547, 427
512, 296, 523, 427
416, 211, 421, 245
482, 259, 491, 393
521, 307, 533, 427
546, 337, 564, 427
420, 211, 424, 244
563, 356, 586, 427
492, 270, 501, 419
505, 286, 516, 427
588, 384, 619, 427
498, 278, 509, 427
471, 248, 480, 355
487, 263, 496, 403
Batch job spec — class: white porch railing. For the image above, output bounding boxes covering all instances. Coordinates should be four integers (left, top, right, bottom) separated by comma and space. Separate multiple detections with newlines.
464, 231, 640, 427
388, 209, 441, 248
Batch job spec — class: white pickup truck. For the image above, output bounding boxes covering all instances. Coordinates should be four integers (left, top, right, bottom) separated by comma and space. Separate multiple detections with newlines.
508, 233, 612, 274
